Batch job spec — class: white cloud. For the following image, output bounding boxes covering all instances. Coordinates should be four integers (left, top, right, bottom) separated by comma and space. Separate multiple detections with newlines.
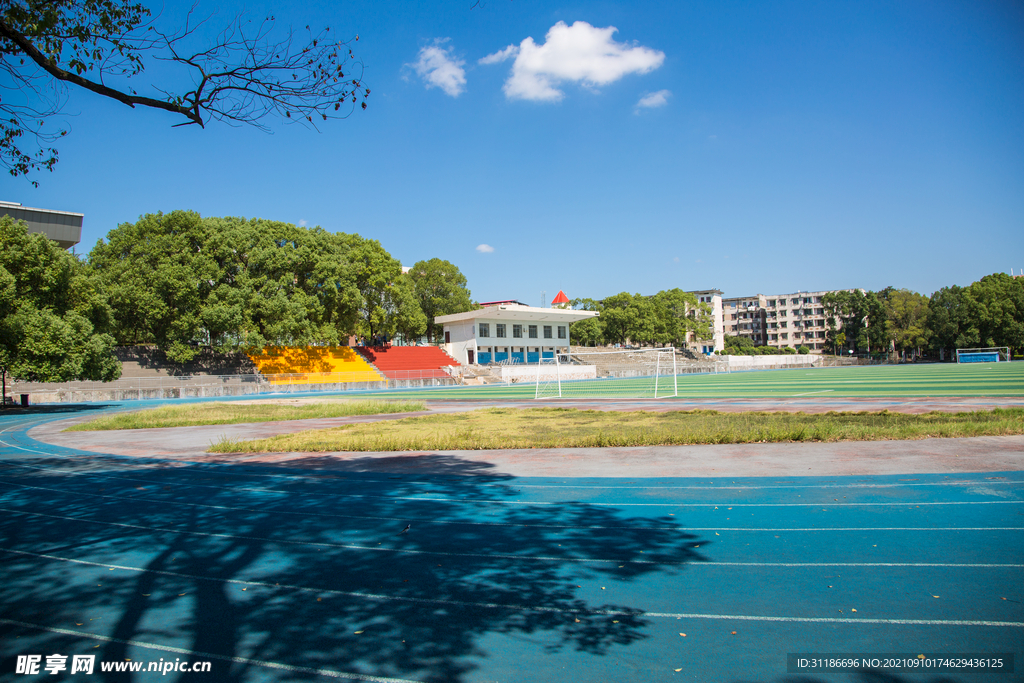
476, 244, 495, 253
636, 89, 671, 111
482, 21, 664, 102
408, 39, 466, 97
298, 219, 307, 227
479, 44, 518, 65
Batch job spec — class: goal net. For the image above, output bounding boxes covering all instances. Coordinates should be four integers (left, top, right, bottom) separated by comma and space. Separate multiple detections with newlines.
535, 348, 679, 399
956, 347, 1011, 363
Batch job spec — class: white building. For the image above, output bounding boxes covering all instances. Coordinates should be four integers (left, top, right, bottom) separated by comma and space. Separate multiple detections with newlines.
436, 301, 599, 365
688, 289, 725, 355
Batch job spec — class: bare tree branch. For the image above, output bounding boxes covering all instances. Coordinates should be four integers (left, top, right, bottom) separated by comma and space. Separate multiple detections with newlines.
0, 0, 369, 184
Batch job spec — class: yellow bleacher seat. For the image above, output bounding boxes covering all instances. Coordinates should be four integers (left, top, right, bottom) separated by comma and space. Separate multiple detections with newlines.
247, 346, 386, 384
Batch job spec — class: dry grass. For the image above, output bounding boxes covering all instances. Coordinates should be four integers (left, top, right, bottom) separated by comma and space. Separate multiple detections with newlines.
208, 407, 1024, 453
66, 399, 426, 431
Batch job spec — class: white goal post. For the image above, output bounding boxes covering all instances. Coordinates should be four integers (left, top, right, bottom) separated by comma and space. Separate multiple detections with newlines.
955, 347, 1011, 363
535, 347, 679, 399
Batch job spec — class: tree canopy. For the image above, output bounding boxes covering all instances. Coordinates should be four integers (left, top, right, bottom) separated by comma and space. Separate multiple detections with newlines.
88, 212, 450, 361
1, 0, 369, 183
0, 215, 121, 385
567, 291, 712, 348
407, 258, 475, 341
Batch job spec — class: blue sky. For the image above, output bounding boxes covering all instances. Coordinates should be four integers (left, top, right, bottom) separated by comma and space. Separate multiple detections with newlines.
2, 0, 1022, 306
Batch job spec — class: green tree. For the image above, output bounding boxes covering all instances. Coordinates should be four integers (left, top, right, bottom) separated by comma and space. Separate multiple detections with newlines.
1, 216, 120, 400
926, 285, 976, 359
89, 211, 214, 362
569, 298, 604, 346
651, 288, 711, 348
408, 258, 474, 342
823, 290, 870, 352
1, 0, 369, 184
388, 274, 428, 343
89, 213, 367, 360
201, 218, 361, 351
339, 234, 407, 342
600, 293, 660, 346
964, 273, 1024, 353
883, 288, 930, 360
832, 332, 846, 355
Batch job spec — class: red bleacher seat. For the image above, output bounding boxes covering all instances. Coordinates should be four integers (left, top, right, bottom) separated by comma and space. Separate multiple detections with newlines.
355, 346, 460, 380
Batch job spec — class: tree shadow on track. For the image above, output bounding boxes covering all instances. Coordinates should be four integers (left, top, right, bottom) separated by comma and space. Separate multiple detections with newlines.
0, 452, 708, 682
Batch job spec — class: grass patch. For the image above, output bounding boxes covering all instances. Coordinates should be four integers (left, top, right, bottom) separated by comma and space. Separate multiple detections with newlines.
207, 407, 1024, 453
67, 399, 426, 431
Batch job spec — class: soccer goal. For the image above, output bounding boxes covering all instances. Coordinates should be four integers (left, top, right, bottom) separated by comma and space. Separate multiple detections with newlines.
534, 347, 679, 399
956, 347, 1011, 363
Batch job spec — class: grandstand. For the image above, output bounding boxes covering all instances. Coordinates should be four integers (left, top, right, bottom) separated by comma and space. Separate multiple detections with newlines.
247, 346, 386, 384
355, 345, 460, 381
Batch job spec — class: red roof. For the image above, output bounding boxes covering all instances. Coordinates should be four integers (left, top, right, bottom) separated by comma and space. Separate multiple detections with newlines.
551, 290, 570, 304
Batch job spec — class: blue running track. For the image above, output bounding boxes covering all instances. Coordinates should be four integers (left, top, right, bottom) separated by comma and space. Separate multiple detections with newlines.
1, 406, 1021, 682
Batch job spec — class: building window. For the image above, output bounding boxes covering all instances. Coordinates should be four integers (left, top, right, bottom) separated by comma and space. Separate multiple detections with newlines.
779, 310, 787, 317
781, 322, 787, 328
496, 323, 506, 338
543, 325, 553, 339
781, 333, 788, 340
557, 326, 566, 339
478, 323, 489, 337
513, 324, 523, 338
528, 325, 538, 338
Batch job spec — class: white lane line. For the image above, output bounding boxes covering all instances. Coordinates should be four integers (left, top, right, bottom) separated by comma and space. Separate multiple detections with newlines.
3, 548, 1022, 629
4, 478, 1024, 533
3, 513, 1022, 568
0, 618, 420, 683
639, 613, 1023, 627
792, 390, 835, 396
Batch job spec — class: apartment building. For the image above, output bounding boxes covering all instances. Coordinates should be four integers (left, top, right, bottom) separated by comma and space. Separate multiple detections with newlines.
687, 289, 724, 355
721, 289, 861, 353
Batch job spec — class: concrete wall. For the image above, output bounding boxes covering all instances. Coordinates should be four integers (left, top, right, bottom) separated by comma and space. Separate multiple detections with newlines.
497, 364, 597, 383
718, 354, 822, 370
15, 376, 459, 404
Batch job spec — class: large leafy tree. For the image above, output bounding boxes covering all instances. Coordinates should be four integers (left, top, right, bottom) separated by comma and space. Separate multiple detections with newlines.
407, 258, 474, 342
822, 289, 888, 354
927, 285, 976, 358
569, 298, 604, 346
338, 234, 406, 342
964, 273, 1024, 352
88, 211, 214, 362
1, 0, 369, 184
882, 288, 930, 360
651, 288, 711, 347
89, 212, 368, 360
387, 274, 428, 343
0, 215, 120, 399
200, 218, 362, 351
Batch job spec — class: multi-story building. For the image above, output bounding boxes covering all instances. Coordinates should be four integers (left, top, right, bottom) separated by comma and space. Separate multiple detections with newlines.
719, 289, 861, 352
0, 201, 82, 249
721, 295, 767, 347
687, 289, 724, 355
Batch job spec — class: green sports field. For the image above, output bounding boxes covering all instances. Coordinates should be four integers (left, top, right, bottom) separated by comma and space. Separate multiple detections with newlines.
358, 361, 1024, 400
